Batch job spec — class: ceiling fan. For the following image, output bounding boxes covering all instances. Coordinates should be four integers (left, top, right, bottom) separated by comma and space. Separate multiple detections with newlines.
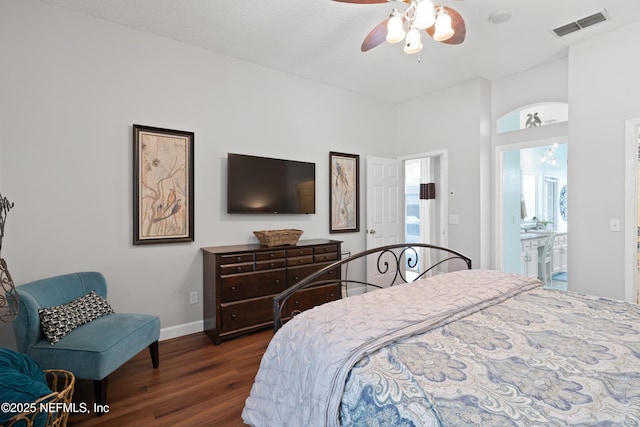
333, 0, 466, 54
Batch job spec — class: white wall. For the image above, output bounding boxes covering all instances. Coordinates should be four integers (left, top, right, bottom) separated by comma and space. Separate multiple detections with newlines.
568, 20, 640, 300
0, 0, 395, 341
395, 78, 493, 267
493, 57, 569, 127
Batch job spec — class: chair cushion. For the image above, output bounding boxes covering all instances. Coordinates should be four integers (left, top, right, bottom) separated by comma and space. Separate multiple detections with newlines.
0, 349, 52, 426
38, 291, 114, 345
27, 313, 160, 381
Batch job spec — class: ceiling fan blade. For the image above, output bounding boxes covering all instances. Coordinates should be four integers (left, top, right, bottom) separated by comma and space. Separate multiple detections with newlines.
361, 18, 390, 52
426, 6, 466, 45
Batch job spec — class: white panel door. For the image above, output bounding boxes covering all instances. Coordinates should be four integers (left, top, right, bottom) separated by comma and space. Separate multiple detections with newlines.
366, 156, 403, 286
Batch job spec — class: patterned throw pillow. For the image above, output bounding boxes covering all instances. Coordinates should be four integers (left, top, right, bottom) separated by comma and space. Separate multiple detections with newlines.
38, 291, 114, 345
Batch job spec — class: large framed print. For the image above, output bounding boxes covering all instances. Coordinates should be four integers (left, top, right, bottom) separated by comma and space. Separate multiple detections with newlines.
133, 124, 194, 245
330, 151, 359, 233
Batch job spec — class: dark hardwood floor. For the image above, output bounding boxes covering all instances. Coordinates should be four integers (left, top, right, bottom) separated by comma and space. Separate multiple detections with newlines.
67, 329, 273, 427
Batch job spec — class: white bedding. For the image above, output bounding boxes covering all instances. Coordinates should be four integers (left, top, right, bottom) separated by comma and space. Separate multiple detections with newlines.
241, 269, 541, 427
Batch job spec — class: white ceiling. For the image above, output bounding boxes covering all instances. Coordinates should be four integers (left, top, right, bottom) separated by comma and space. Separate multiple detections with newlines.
40, 0, 640, 104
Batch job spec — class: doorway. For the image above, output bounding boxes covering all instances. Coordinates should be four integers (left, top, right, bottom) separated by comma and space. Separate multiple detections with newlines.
401, 151, 448, 248
624, 118, 640, 304
401, 151, 448, 278
496, 140, 568, 288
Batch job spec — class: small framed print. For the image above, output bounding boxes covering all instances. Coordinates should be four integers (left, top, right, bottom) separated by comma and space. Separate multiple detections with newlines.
133, 124, 194, 244
329, 151, 359, 233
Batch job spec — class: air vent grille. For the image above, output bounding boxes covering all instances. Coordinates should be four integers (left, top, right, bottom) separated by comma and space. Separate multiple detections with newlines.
553, 22, 581, 37
553, 10, 608, 37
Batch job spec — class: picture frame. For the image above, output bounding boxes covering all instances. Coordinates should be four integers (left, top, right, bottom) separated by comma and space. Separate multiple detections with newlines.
133, 124, 194, 245
329, 151, 360, 233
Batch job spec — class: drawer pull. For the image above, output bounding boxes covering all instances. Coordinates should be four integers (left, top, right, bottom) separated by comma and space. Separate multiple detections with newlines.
236, 257, 242, 262
275, 279, 280, 284
294, 300, 300, 306
236, 266, 242, 271
294, 276, 300, 281
270, 253, 275, 258
231, 286, 236, 291
270, 262, 275, 267
231, 314, 237, 319
330, 293, 335, 298
291, 310, 302, 317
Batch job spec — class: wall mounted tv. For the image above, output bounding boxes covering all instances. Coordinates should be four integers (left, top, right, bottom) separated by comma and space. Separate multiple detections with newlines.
227, 153, 316, 214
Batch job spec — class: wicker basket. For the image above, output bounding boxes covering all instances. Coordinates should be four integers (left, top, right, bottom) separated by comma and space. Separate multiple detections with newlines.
3, 370, 75, 427
253, 229, 303, 247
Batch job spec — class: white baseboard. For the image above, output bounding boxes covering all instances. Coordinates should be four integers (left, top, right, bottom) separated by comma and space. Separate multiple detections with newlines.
159, 320, 204, 341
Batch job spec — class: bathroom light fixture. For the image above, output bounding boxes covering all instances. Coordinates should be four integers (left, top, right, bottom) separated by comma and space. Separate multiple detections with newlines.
539, 143, 559, 166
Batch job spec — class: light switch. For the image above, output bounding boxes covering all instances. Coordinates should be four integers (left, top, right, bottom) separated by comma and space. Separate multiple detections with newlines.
610, 218, 621, 232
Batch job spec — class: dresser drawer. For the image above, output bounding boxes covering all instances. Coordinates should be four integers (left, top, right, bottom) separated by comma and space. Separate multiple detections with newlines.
285, 284, 341, 318
256, 259, 286, 271
314, 244, 339, 254
220, 262, 254, 275
287, 255, 313, 267
256, 250, 286, 261
314, 252, 338, 263
220, 296, 274, 332
287, 247, 313, 257
220, 253, 254, 265
287, 262, 340, 286
220, 269, 286, 302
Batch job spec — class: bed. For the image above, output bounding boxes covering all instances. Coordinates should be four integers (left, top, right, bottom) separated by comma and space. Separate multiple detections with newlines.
241, 243, 640, 426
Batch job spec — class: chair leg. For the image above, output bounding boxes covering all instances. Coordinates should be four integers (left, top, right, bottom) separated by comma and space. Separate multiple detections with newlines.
93, 377, 108, 416
149, 340, 159, 368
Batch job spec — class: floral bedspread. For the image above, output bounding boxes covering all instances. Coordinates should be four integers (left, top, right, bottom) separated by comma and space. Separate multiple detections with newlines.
341, 287, 640, 426
243, 270, 542, 427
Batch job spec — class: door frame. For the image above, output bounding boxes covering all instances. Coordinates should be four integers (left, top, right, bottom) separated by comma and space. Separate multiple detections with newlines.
494, 136, 567, 271
399, 149, 449, 250
624, 118, 640, 303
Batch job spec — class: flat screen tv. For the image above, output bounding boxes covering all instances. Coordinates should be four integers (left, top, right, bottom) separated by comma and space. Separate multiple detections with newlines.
227, 153, 316, 214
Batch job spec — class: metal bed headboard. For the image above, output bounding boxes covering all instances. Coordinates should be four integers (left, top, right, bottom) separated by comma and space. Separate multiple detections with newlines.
273, 243, 472, 332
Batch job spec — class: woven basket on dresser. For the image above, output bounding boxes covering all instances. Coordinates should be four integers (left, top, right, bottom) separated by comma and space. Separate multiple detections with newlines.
253, 229, 303, 247
3, 369, 75, 427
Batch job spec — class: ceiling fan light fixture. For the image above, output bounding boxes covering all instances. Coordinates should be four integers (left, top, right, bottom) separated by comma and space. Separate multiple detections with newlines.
403, 27, 423, 54
433, 8, 454, 42
413, 0, 435, 30
386, 13, 406, 43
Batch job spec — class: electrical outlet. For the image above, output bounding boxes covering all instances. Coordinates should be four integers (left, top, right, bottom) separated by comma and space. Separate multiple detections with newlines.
190, 291, 198, 305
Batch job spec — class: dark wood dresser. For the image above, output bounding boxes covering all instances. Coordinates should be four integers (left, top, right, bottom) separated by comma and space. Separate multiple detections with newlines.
202, 239, 342, 344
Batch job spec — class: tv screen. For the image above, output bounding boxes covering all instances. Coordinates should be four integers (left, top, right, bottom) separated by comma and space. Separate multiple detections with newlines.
227, 153, 316, 214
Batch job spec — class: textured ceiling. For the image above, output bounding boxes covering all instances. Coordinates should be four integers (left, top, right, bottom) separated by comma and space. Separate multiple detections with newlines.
40, 0, 640, 103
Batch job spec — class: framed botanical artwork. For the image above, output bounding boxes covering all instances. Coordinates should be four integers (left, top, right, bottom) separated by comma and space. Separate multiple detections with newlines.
329, 151, 360, 233
133, 124, 194, 245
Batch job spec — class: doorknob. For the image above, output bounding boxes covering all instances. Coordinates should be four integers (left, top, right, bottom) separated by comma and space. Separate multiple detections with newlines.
368, 229, 376, 234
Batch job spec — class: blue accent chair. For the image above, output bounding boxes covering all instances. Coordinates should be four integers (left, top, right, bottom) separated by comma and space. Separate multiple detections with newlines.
12, 272, 160, 409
